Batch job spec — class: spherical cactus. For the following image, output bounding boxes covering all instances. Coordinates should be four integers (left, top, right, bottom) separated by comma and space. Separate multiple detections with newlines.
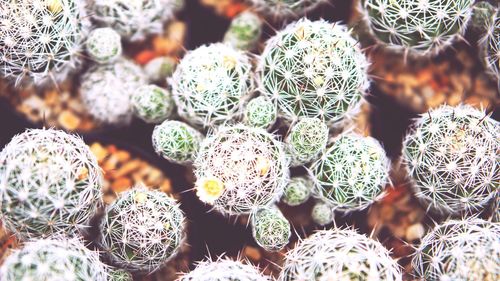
248, 0, 324, 18
0, 237, 107, 281
258, 19, 369, 124
194, 124, 288, 215
251, 206, 291, 251
172, 43, 253, 127
178, 258, 270, 281
413, 219, 500, 281
223, 11, 262, 51
0, 128, 103, 240
481, 10, 499, 85
109, 268, 133, 281
99, 187, 185, 273
80, 58, 146, 125
0, 0, 90, 85
280, 229, 402, 281
311, 201, 333, 226
243, 96, 277, 129
144, 56, 177, 83
309, 133, 390, 212
362, 0, 475, 55
403, 104, 499, 214
152, 120, 203, 164
286, 117, 328, 166
86, 27, 122, 64
281, 176, 312, 206
131, 84, 175, 124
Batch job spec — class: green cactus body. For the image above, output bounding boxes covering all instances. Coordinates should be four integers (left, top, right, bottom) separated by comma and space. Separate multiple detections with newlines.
86, 27, 122, 64
481, 9, 499, 85
224, 11, 262, 51
132, 84, 175, 124
248, 0, 324, 18
251, 206, 291, 251
109, 268, 133, 281
282, 176, 312, 206
311, 201, 333, 226
243, 96, 277, 129
144, 56, 177, 83
152, 120, 203, 164
179, 258, 270, 281
287, 117, 328, 166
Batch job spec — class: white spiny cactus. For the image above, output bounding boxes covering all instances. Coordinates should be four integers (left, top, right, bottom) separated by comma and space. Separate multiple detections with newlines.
178, 257, 270, 281
109, 268, 133, 281
131, 84, 175, 124
152, 120, 203, 165
311, 201, 333, 226
251, 206, 291, 251
86, 27, 122, 64
144, 56, 177, 83
223, 11, 262, 51
281, 176, 312, 207
243, 96, 277, 129
286, 117, 328, 166
248, 0, 324, 18
480, 8, 499, 85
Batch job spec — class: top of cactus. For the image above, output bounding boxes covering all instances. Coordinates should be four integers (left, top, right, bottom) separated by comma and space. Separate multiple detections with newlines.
178, 257, 270, 281
248, 0, 324, 18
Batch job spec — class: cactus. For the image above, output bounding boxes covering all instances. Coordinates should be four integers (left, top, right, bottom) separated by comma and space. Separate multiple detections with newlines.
171, 43, 253, 127
248, 0, 324, 18
0, 237, 107, 281
243, 96, 277, 129
281, 176, 312, 206
311, 201, 333, 226
362, 0, 475, 55
280, 229, 401, 280
480, 8, 499, 85
413, 219, 500, 281
309, 133, 390, 212
403, 104, 499, 214
286, 117, 328, 166
131, 84, 175, 124
178, 257, 270, 281
152, 120, 203, 165
0, 128, 103, 240
109, 268, 133, 281
99, 187, 185, 273
258, 19, 369, 124
251, 206, 291, 251
194, 124, 288, 215
86, 27, 122, 64
223, 11, 262, 51
80, 58, 146, 125
0, 0, 90, 85
144, 56, 177, 83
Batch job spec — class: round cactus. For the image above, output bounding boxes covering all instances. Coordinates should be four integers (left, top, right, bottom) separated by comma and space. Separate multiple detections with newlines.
481, 10, 499, 85
109, 268, 133, 281
0, 0, 90, 85
310, 133, 390, 212
131, 84, 175, 124
171, 43, 253, 127
243, 96, 277, 129
286, 117, 328, 166
0, 237, 107, 281
281, 176, 312, 206
311, 201, 333, 226
223, 11, 262, 51
362, 0, 475, 55
152, 120, 203, 164
99, 187, 185, 273
0, 128, 103, 240
179, 258, 270, 281
144, 56, 177, 83
403, 104, 499, 214
194, 124, 288, 215
248, 0, 324, 18
80, 58, 146, 125
280, 229, 402, 281
413, 219, 500, 281
251, 206, 291, 251
86, 27, 122, 64
258, 19, 369, 124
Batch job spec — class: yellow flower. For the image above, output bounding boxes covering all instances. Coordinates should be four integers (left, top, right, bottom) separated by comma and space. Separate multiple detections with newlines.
134, 192, 148, 204
45, 0, 63, 14
255, 156, 271, 176
196, 177, 224, 204
223, 56, 237, 70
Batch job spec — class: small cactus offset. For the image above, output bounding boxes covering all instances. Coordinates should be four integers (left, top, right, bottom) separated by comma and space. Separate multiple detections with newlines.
171, 43, 253, 127
311, 201, 333, 226
152, 120, 203, 165
403, 104, 499, 214
0, 128, 103, 240
480, 9, 499, 85
243, 96, 277, 129
251, 206, 291, 251
86, 27, 122, 64
0, 237, 108, 281
248, 0, 324, 18
223, 11, 262, 51
281, 176, 312, 206
109, 268, 133, 281
178, 257, 270, 281
0, 0, 90, 85
286, 117, 328, 166
310, 133, 390, 212
132, 84, 175, 124
144, 56, 177, 83
413, 219, 500, 281
362, 0, 475, 55
194, 124, 288, 215
258, 19, 369, 124
280, 229, 402, 280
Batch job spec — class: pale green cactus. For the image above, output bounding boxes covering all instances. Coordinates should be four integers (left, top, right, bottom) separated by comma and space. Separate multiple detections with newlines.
311, 201, 333, 226
243, 96, 277, 129
109, 268, 133, 281
144, 56, 177, 83
131, 84, 175, 124
281, 176, 312, 206
86, 27, 122, 64
286, 117, 328, 166
251, 206, 291, 251
223, 11, 262, 51
248, 0, 324, 18
152, 120, 203, 165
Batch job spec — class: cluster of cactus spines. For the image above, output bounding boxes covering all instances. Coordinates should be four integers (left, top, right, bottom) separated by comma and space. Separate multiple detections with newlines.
86, 27, 122, 64
280, 229, 402, 281
109, 268, 133, 281
310, 133, 390, 212
0, 128, 103, 239
243, 96, 277, 129
251, 206, 291, 252
194, 124, 288, 215
80, 58, 146, 125
403, 104, 499, 214
0, 237, 108, 281
0, 0, 90, 85
258, 19, 369, 124
281, 176, 312, 207
171, 43, 253, 128
362, 0, 475, 56
413, 219, 500, 281
152, 120, 203, 164
132, 84, 175, 124
286, 117, 328, 166
311, 201, 333, 226
144, 56, 177, 83
481, 9, 499, 85
248, 0, 324, 18
178, 257, 270, 281
99, 187, 185, 273
223, 11, 263, 51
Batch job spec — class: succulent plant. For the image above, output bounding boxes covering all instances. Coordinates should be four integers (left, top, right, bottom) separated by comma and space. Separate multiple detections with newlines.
480, 8, 499, 85
99, 187, 185, 273
0, 128, 103, 240
413, 219, 500, 281
152, 120, 204, 165
403, 104, 499, 214
280, 229, 402, 280
0, 0, 90, 85
311, 201, 333, 226
362, 0, 475, 55
281, 176, 312, 206
171, 43, 253, 127
248, 0, 324, 18
86, 27, 122, 64
144, 56, 177, 83
109, 268, 133, 281
223, 11, 262, 51
0, 237, 107, 281
194, 124, 288, 215
286, 117, 328, 166
251, 206, 291, 251
258, 19, 369, 124
131, 84, 175, 124
80, 58, 146, 125
178, 257, 270, 281
243, 96, 277, 129
309, 133, 390, 212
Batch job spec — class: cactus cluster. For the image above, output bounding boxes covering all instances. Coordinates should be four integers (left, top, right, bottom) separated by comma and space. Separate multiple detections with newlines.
132, 84, 175, 124
152, 120, 203, 164
243, 96, 277, 129
248, 0, 324, 18
179, 258, 270, 281
281, 176, 312, 206
286, 117, 328, 166
223, 11, 263, 51
86, 27, 122, 64
251, 206, 291, 251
